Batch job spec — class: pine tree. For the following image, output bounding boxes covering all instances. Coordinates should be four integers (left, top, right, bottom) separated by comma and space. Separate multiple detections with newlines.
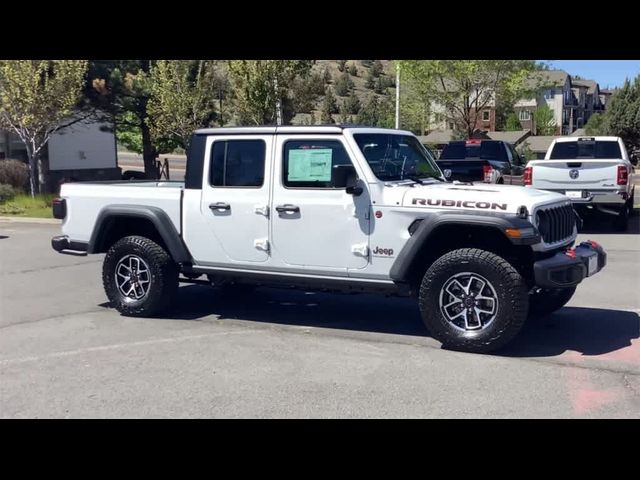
345, 91, 361, 114
371, 60, 384, 77
365, 71, 375, 89
349, 63, 358, 77
337, 60, 347, 72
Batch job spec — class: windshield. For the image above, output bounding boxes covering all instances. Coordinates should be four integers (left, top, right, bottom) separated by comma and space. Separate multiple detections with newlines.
353, 133, 443, 181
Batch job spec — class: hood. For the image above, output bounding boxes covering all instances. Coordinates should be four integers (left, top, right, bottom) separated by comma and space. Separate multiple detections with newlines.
394, 182, 568, 215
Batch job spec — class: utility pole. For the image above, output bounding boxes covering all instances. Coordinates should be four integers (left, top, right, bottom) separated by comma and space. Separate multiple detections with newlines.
275, 76, 283, 126
395, 62, 400, 129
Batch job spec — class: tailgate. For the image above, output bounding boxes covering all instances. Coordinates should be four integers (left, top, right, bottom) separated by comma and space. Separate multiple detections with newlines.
528, 159, 623, 190
436, 159, 485, 182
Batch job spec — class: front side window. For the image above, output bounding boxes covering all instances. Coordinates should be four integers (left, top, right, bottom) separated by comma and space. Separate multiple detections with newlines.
353, 133, 441, 181
283, 140, 352, 188
210, 140, 266, 187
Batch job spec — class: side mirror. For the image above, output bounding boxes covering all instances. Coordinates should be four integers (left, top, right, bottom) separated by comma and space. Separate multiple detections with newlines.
333, 164, 363, 196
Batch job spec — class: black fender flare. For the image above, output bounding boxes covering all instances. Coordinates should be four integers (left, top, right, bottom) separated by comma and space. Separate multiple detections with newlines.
88, 205, 192, 263
389, 212, 538, 282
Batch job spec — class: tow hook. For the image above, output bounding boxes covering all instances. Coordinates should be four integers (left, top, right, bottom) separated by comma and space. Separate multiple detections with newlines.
565, 248, 577, 259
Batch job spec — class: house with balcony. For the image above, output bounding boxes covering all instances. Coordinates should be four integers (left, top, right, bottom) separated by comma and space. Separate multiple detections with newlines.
514, 71, 606, 136
514, 70, 578, 135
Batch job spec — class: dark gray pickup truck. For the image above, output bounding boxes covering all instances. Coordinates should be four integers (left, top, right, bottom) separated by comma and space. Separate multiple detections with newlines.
436, 139, 527, 185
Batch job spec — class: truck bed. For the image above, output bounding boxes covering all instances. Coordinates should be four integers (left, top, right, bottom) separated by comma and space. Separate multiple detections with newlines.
59, 181, 185, 242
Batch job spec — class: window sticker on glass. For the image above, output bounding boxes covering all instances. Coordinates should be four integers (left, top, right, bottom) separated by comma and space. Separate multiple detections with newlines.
287, 148, 333, 182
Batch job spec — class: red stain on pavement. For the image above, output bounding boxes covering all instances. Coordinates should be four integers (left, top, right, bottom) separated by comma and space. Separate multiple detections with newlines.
565, 362, 623, 416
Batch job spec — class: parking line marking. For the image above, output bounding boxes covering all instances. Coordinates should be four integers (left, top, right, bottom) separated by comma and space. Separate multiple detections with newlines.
0, 329, 257, 366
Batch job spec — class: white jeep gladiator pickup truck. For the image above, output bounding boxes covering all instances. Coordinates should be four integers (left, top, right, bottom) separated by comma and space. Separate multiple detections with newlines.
51, 126, 607, 353
524, 136, 635, 230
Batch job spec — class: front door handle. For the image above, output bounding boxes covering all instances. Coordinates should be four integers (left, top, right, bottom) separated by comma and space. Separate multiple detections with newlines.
275, 204, 300, 214
209, 202, 230, 211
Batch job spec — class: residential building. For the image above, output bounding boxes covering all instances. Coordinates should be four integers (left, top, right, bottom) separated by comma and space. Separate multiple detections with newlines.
0, 114, 121, 192
515, 71, 606, 135
515, 70, 576, 135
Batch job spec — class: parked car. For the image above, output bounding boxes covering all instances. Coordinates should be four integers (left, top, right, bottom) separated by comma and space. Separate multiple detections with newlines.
50, 126, 606, 353
436, 139, 527, 184
524, 136, 635, 230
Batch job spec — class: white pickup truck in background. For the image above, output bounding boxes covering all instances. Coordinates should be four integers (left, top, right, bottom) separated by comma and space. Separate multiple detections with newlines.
524, 136, 635, 230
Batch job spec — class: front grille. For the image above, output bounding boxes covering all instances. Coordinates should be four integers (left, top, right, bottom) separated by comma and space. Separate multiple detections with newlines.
536, 204, 575, 244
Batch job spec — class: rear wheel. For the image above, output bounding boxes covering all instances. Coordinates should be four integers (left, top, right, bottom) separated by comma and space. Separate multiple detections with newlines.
103, 235, 178, 316
528, 286, 576, 318
418, 248, 529, 353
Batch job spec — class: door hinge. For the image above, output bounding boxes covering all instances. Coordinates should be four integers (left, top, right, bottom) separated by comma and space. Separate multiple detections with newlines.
351, 243, 369, 257
254, 205, 269, 217
254, 238, 270, 253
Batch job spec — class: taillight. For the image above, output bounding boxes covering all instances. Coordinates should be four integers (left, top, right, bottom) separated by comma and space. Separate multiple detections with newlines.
617, 165, 628, 185
482, 164, 493, 183
523, 167, 532, 186
52, 198, 66, 220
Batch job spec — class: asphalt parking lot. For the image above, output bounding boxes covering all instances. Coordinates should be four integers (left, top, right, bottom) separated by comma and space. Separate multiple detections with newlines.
1, 217, 639, 418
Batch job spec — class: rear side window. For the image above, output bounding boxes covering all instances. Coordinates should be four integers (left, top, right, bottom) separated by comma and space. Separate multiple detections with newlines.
210, 140, 266, 187
440, 142, 468, 160
440, 141, 507, 161
549, 140, 621, 159
283, 140, 352, 188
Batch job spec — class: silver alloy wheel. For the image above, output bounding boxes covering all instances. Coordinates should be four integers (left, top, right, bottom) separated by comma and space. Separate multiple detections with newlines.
439, 272, 499, 331
115, 254, 151, 301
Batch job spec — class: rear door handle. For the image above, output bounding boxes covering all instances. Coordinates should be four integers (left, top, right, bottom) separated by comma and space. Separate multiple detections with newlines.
275, 204, 300, 214
209, 202, 230, 211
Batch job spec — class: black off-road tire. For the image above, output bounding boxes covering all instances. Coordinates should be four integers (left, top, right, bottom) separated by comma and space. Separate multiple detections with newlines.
418, 248, 529, 353
528, 286, 576, 318
102, 235, 178, 317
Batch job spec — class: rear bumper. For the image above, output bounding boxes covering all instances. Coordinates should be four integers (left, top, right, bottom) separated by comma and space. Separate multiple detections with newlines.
538, 189, 628, 205
51, 235, 88, 256
533, 241, 606, 289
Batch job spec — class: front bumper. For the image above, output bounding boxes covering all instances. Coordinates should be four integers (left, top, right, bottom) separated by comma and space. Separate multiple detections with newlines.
51, 235, 88, 256
533, 240, 606, 288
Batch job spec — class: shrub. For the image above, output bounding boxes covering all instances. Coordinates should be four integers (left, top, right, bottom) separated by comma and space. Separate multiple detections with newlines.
0, 159, 29, 190
0, 183, 16, 203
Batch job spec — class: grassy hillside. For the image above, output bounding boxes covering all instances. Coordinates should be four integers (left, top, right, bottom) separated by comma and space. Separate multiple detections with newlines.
291, 60, 396, 124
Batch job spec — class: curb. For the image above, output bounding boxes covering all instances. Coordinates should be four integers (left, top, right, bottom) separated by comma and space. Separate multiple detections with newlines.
0, 216, 60, 224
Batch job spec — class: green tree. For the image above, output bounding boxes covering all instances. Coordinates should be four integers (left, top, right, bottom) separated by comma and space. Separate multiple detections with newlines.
334, 71, 354, 96
85, 60, 165, 178
147, 60, 219, 152
534, 105, 556, 135
365, 71, 376, 89
584, 112, 609, 136
606, 76, 640, 153
320, 89, 336, 124
323, 87, 338, 114
0, 60, 88, 195
357, 95, 394, 127
227, 60, 313, 125
505, 112, 522, 131
357, 95, 380, 126
399, 60, 538, 137
349, 63, 358, 77
323, 67, 332, 84
374, 77, 387, 94
345, 91, 361, 115
371, 60, 384, 77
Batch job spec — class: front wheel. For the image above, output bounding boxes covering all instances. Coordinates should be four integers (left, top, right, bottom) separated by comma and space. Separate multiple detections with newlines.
102, 235, 178, 317
418, 248, 529, 353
